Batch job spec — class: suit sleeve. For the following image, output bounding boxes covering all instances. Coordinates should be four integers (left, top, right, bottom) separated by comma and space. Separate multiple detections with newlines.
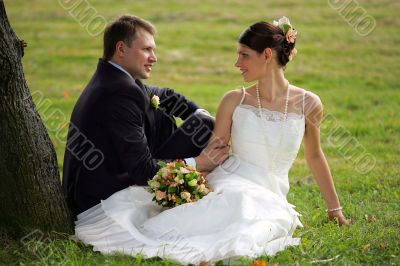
102, 90, 161, 185
146, 85, 200, 120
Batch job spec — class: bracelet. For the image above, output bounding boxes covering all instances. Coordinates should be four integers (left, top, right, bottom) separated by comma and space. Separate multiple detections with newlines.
327, 206, 343, 213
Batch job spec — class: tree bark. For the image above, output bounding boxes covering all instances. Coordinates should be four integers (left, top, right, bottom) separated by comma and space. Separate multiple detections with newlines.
0, 0, 72, 237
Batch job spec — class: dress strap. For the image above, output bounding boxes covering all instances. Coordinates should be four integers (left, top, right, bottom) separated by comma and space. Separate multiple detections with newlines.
240, 87, 246, 104
302, 90, 306, 115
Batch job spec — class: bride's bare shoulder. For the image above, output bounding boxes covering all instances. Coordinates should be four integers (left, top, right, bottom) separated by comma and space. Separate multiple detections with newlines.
291, 84, 323, 117
218, 88, 245, 107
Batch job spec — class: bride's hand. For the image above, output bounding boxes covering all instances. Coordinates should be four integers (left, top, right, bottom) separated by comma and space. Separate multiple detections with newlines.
328, 210, 351, 226
195, 137, 229, 172
201, 171, 210, 176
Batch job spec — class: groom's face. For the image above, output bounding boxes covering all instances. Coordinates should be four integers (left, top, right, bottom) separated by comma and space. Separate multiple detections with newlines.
122, 28, 157, 79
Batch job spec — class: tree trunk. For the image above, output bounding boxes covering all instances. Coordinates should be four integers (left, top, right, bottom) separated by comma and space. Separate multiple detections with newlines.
0, 0, 72, 237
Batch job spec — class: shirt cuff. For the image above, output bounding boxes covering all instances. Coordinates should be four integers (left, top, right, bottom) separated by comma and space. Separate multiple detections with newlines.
185, 157, 196, 168
194, 108, 210, 116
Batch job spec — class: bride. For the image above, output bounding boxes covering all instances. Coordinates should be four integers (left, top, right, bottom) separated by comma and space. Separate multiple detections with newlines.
75, 17, 350, 264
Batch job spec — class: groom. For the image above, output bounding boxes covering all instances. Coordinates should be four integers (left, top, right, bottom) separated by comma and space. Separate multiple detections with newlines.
62, 15, 228, 217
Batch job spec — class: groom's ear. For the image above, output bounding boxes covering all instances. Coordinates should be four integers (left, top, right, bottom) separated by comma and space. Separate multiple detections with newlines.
264, 48, 272, 62
115, 41, 126, 57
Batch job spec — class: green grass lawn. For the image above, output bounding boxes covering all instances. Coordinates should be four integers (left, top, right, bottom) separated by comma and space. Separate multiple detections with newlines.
1, 0, 400, 265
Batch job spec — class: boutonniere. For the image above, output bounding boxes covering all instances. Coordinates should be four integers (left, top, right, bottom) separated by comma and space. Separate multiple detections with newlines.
149, 93, 160, 110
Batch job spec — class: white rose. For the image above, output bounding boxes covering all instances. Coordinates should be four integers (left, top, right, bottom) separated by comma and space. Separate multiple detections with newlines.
188, 179, 198, 187
151, 95, 160, 110
278, 16, 291, 27
202, 187, 210, 195
150, 180, 160, 189
151, 95, 159, 105
180, 191, 191, 200
161, 168, 169, 178
174, 176, 185, 184
197, 184, 206, 193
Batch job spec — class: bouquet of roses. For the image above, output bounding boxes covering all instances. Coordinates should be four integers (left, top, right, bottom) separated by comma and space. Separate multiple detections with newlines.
147, 160, 212, 208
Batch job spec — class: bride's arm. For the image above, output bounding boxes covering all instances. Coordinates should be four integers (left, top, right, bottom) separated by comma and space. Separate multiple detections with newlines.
194, 89, 242, 173
210, 89, 243, 146
303, 92, 350, 225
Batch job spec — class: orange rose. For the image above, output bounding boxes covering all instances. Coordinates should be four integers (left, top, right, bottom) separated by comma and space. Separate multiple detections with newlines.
286, 28, 297, 43
249, 259, 267, 266
156, 191, 166, 201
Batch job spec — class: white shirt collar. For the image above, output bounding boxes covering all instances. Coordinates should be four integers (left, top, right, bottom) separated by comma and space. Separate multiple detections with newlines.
108, 61, 135, 81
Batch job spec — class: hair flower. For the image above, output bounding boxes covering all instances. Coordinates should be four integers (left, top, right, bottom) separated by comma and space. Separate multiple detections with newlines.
273, 16, 297, 43
288, 47, 297, 61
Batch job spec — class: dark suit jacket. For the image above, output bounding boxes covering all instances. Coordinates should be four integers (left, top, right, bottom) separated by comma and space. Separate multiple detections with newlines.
62, 59, 199, 216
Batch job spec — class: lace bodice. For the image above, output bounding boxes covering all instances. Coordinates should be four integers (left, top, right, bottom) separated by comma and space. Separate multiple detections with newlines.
228, 87, 306, 197
238, 104, 304, 122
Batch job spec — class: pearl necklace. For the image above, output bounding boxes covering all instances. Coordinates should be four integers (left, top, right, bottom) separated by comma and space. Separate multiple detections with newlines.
255, 81, 290, 175
256, 81, 290, 121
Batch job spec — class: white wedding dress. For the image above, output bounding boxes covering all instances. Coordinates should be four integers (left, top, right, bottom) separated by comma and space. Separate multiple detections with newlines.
75, 87, 306, 265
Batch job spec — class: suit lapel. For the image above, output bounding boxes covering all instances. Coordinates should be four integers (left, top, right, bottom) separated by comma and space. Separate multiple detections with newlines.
135, 79, 157, 150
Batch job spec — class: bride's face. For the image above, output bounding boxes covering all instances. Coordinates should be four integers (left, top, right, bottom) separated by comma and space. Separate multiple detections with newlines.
234, 44, 267, 82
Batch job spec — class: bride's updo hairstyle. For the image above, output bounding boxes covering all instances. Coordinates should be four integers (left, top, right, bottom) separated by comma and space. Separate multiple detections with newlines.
239, 17, 297, 67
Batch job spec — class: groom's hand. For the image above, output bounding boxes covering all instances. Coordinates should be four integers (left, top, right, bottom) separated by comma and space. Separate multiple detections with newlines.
195, 137, 229, 172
